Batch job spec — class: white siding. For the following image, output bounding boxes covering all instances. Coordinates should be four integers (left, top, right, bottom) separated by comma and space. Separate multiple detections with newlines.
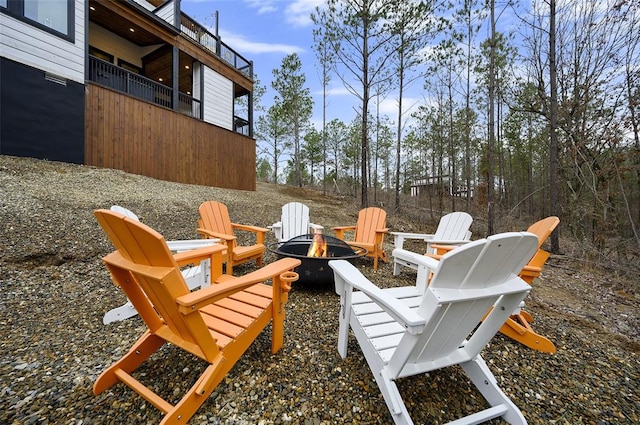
131, 0, 176, 28
203, 66, 233, 130
0, 1, 84, 83
131, 0, 155, 11
155, 1, 176, 27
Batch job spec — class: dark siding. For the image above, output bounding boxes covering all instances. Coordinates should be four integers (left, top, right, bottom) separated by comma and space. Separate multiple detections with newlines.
0, 58, 85, 163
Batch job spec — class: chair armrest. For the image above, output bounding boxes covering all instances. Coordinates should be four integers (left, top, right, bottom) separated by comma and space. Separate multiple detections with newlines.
232, 223, 269, 234
389, 231, 436, 249
330, 260, 426, 334
231, 223, 268, 244
270, 222, 283, 240
172, 244, 226, 267
520, 264, 542, 277
392, 248, 440, 271
309, 223, 324, 232
521, 264, 542, 273
429, 240, 472, 256
333, 225, 356, 240
374, 228, 389, 245
176, 258, 301, 313
333, 225, 356, 231
196, 228, 236, 242
429, 243, 456, 253
166, 239, 219, 252
428, 239, 472, 247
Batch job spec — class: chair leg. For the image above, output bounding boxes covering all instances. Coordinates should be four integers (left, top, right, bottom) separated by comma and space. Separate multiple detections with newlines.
93, 331, 164, 395
393, 260, 402, 276
161, 358, 225, 425
461, 356, 527, 425
375, 369, 413, 425
498, 313, 556, 354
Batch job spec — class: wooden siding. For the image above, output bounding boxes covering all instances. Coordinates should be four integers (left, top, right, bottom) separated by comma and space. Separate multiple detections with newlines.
0, 1, 85, 83
85, 84, 256, 191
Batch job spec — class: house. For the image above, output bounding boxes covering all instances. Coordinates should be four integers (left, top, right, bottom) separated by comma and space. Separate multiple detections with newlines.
1, 0, 257, 191
410, 175, 474, 198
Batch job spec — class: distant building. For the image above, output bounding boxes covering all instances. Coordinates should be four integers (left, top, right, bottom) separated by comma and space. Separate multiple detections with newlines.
1, 0, 257, 190
410, 175, 474, 198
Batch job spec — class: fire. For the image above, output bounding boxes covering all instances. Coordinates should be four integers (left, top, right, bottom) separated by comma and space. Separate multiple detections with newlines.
307, 232, 328, 257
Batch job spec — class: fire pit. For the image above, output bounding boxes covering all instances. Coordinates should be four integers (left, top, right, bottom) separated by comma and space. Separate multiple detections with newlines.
268, 233, 368, 285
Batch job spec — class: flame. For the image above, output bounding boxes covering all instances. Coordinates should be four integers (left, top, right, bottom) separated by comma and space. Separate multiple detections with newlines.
307, 232, 328, 257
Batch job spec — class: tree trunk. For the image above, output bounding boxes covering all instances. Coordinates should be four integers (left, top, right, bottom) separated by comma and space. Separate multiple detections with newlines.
549, 0, 560, 253
487, 0, 496, 236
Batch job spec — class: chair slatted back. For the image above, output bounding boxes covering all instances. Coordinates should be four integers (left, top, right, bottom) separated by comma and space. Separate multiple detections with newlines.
354, 207, 386, 245
519, 216, 560, 283
389, 232, 537, 377
281, 202, 310, 241
199, 201, 236, 248
527, 216, 560, 251
434, 211, 473, 240
95, 210, 217, 358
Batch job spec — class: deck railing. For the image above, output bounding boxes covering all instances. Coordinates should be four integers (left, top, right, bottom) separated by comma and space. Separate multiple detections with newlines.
88, 56, 201, 119
178, 92, 201, 119
180, 13, 252, 79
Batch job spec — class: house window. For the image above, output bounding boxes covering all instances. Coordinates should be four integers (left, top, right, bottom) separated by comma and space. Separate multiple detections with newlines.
118, 59, 142, 75
0, 0, 74, 41
89, 46, 113, 63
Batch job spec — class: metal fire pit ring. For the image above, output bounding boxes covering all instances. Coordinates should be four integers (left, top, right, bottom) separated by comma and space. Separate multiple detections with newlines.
267, 234, 368, 286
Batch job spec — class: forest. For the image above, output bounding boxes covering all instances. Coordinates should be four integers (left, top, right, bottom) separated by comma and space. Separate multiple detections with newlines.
251, 0, 639, 272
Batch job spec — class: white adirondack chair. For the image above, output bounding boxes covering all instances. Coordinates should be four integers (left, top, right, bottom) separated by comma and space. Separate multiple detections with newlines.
103, 206, 220, 324
391, 211, 473, 277
329, 232, 538, 425
269, 202, 323, 242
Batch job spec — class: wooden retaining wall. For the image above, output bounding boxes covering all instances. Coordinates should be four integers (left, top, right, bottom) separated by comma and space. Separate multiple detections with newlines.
84, 83, 256, 191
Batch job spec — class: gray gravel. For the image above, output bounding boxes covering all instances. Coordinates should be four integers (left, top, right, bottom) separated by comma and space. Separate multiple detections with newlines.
1, 155, 638, 424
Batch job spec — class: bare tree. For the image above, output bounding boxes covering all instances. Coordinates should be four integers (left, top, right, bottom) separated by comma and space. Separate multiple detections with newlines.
312, 25, 335, 194
312, 0, 396, 208
456, 0, 486, 211
387, 0, 445, 210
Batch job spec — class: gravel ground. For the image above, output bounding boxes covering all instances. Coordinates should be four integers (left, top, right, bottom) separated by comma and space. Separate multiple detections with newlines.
1, 155, 638, 424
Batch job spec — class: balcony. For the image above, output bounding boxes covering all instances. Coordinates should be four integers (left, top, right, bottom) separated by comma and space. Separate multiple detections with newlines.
180, 13, 252, 79
88, 56, 202, 119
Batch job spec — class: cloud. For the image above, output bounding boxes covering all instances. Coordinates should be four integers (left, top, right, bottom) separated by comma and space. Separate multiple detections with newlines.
378, 96, 422, 119
326, 86, 353, 96
244, 0, 278, 15
284, 0, 325, 27
219, 30, 303, 55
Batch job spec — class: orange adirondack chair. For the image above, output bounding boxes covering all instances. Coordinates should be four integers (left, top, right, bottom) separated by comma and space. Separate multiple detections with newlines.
333, 207, 388, 270
93, 209, 300, 424
197, 201, 269, 275
498, 216, 560, 354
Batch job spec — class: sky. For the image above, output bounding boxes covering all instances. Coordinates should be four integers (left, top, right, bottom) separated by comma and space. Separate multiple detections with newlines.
181, 0, 388, 132
180, 0, 527, 138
